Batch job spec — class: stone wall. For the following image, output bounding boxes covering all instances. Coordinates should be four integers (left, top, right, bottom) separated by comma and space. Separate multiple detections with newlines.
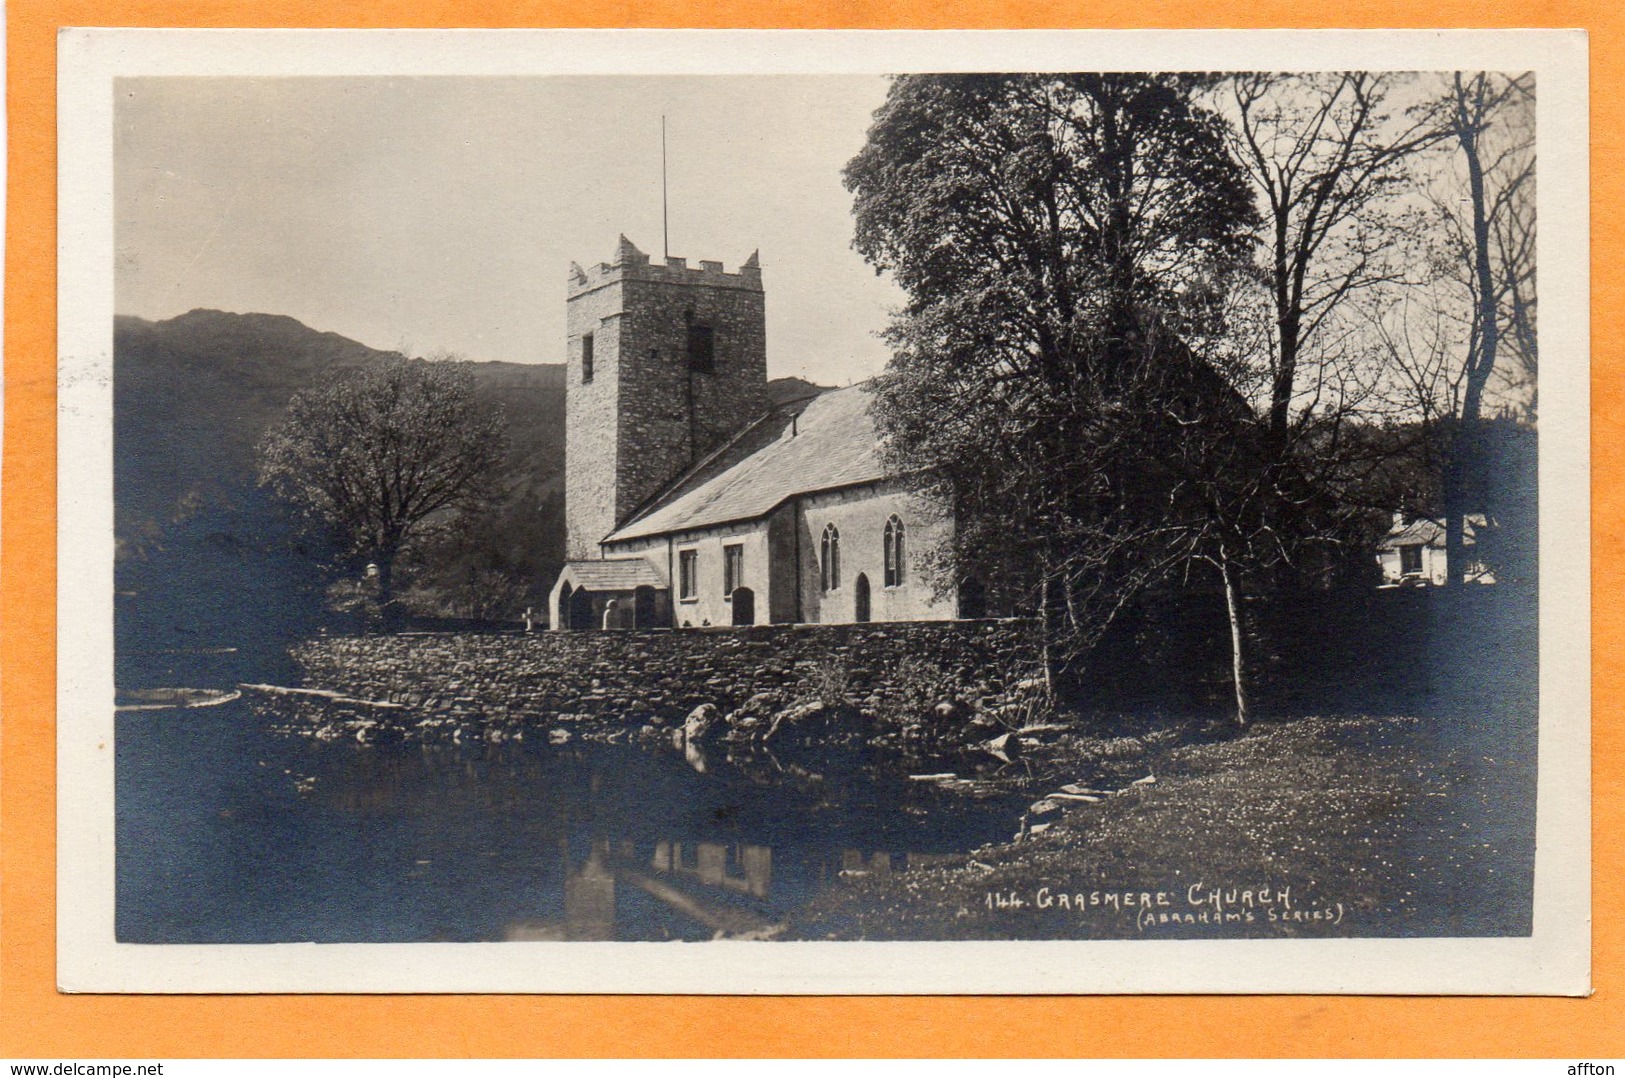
290, 619, 1041, 732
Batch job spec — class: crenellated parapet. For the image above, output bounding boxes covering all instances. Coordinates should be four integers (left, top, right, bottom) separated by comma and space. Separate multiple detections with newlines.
568, 235, 762, 298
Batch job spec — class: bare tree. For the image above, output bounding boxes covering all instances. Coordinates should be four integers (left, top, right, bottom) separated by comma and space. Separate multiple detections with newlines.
1360, 73, 1535, 588
1220, 73, 1442, 446
1425, 72, 1536, 584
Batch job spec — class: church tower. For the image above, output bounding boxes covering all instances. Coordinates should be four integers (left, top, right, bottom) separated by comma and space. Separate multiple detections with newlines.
564, 235, 768, 559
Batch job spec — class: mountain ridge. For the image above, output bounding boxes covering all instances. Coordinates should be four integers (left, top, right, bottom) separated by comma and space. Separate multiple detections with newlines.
114, 308, 830, 657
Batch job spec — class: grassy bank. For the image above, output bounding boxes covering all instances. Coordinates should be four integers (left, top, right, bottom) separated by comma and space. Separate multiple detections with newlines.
785, 712, 1535, 940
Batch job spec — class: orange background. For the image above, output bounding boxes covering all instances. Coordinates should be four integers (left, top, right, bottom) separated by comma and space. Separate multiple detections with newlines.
2, 0, 1618, 1059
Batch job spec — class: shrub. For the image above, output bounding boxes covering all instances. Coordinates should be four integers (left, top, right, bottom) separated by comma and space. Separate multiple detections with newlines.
807, 657, 851, 710
876, 654, 961, 724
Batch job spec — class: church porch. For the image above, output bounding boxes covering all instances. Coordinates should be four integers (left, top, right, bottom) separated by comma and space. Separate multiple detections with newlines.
549, 559, 670, 631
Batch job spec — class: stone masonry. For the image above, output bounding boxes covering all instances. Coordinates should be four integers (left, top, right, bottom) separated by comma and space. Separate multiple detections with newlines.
564, 237, 768, 559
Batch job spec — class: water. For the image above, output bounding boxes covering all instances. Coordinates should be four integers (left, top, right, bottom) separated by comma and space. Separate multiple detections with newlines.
116, 682, 1024, 943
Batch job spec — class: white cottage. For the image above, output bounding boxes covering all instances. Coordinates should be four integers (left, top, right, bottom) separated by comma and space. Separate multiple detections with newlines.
1376, 513, 1495, 586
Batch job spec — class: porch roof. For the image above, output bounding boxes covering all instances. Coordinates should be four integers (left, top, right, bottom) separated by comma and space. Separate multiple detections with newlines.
559, 558, 665, 591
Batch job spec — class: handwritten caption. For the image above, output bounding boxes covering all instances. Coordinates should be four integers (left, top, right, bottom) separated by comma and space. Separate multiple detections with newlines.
983, 882, 1345, 932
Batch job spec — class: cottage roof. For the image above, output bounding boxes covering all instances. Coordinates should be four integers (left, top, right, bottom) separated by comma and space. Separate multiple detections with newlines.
1379, 514, 1484, 550
558, 558, 665, 590
605, 383, 889, 543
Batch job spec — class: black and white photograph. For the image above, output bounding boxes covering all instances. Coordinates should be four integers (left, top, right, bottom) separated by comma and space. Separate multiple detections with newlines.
56, 29, 1590, 994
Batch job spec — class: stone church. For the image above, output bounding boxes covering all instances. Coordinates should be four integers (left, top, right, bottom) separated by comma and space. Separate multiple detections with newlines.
547, 236, 957, 630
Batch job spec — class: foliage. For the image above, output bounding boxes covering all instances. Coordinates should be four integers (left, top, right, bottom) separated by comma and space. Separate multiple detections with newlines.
846, 73, 1270, 712
449, 567, 533, 622
257, 356, 508, 610
849, 75, 1258, 322
805, 657, 852, 711
844, 71, 1538, 723
114, 312, 572, 647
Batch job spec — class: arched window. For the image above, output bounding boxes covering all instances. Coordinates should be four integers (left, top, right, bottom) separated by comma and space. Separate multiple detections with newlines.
821, 524, 841, 592
883, 516, 905, 588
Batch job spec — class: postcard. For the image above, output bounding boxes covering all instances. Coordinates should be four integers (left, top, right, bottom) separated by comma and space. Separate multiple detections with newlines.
56, 27, 1590, 993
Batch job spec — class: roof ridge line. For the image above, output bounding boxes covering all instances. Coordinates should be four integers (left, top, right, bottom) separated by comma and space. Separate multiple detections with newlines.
611, 473, 911, 544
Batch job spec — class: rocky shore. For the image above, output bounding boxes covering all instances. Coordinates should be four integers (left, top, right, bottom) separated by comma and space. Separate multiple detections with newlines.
240, 625, 1190, 858
233, 625, 1536, 945
249, 621, 1057, 757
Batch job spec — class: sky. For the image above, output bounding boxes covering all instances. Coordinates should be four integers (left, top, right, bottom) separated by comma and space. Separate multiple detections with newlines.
115, 75, 904, 385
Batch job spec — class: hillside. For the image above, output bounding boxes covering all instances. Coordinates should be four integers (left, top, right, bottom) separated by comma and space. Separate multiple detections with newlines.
114, 311, 568, 671
114, 309, 831, 674
115, 310, 569, 531
765, 376, 830, 406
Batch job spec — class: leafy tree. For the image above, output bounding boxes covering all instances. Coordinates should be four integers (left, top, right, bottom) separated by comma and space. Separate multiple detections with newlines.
846, 73, 1265, 718
257, 356, 508, 617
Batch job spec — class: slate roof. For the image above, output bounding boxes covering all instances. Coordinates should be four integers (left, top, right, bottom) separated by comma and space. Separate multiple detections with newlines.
558, 558, 666, 590
606, 383, 889, 543
1378, 515, 1482, 550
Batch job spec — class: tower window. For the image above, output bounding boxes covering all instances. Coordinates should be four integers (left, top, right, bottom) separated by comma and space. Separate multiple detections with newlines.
581, 333, 595, 384
687, 323, 715, 373
884, 516, 905, 587
820, 524, 841, 592
679, 549, 698, 601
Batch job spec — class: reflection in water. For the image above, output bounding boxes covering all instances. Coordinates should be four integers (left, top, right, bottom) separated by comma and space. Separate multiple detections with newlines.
683, 741, 708, 773
561, 839, 615, 941
654, 839, 770, 897
116, 698, 1023, 944
508, 832, 960, 941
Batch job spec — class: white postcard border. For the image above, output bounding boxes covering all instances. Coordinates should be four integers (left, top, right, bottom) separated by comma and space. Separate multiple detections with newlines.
57, 27, 1592, 995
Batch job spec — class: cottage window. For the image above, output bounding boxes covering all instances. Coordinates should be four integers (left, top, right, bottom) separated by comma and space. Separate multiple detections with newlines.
821, 524, 841, 592
679, 549, 698, 600
883, 515, 905, 587
724, 544, 744, 595
1400, 544, 1423, 576
581, 333, 595, 384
